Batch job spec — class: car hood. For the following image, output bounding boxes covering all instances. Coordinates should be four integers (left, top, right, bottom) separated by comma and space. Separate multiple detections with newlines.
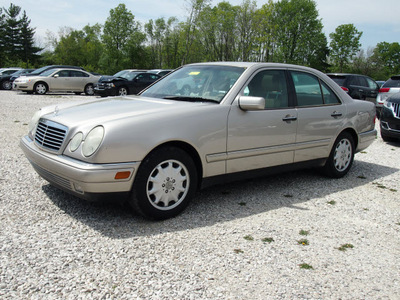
42, 95, 212, 128
98, 75, 125, 83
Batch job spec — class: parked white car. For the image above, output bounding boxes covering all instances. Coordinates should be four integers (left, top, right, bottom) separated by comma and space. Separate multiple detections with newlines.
376, 75, 400, 116
14, 68, 101, 95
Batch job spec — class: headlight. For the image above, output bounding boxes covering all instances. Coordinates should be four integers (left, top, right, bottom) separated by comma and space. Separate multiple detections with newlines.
105, 83, 115, 88
69, 132, 83, 152
28, 110, 42, 134
384, 101, 392, 108
82, 126, 104, 157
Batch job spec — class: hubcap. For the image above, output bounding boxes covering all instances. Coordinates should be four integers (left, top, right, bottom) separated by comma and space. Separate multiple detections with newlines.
36, 84, 46, 94
3, 81, 11, 90
146, 160, 189, 210
119, 88, 127, 96
333, 138, 352, 171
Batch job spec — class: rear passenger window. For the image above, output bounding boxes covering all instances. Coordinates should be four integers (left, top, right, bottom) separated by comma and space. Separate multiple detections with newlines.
291, 71, 340, 106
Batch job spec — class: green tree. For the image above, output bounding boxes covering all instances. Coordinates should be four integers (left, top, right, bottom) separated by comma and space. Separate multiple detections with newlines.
329, 24, 362, 72
0, 8, 6, 65
101, 4, 143, 73
372, 42, 400, 77
2, 3, 23, 64
273, 0, 327, 67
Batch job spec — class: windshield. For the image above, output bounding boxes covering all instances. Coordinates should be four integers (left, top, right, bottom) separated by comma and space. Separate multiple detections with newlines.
141, 65, 245, 103
40, 69, 57, 77
113, 70, 140, 80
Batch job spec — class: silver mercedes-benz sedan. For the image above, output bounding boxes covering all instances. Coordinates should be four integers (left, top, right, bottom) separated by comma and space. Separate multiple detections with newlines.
20, 62, 377, 220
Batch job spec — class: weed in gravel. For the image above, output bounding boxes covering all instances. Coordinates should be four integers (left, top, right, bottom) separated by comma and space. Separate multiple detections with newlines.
390, 188, 397, 192
298, 239, 309, 246
327, 200, 336, 205
262, 237, 274, 243
357, 175, 367, 179
244, 235, 254, 241
337, 243, 354, 251
234, 249, 244, 254
238, 202, 246, 206
299, 263, 313, 270
299, 229, 309, 236
284, 194, 293, 198
14, 120, 20, 123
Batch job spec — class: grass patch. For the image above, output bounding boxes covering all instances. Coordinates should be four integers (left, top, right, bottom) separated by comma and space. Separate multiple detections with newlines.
299, 229, 309, 236
234, 248, 244, 254
327, 200, 336, 205
299, 263, 313, 270
337, 243, 354, 251
297, 239, 309, 246
244, 235, 254, 241
238, 202, 246, 206
262, 237, 274, 243
357, 175, 367, 179
283, 194, 293, 198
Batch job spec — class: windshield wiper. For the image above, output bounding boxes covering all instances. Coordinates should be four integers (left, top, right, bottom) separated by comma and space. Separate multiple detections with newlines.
163, 96, 219, 104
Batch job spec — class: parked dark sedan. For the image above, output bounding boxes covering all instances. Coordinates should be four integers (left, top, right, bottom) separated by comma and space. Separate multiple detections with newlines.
327, 73, 379, 103
380, 92, 400, 142
1, 69, 35, 90
94, 70, 161, 97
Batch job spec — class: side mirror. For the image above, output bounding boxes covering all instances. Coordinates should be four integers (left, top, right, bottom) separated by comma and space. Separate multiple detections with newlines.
238, 96, 265, 111
53, 74, 59, 78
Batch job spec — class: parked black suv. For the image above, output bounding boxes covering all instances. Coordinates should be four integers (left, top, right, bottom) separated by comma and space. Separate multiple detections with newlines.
94, 70, 161, 97
380, 92, 400, 142
327, 73, 379, 103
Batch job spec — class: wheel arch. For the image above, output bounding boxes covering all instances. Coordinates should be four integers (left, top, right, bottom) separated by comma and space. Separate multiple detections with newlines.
340, 127, 358, 149
34, 81, 49, 93
142, 141, 203, 189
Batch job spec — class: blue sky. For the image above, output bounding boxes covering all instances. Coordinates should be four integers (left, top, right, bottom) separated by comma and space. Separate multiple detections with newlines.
2, 0, 399, 51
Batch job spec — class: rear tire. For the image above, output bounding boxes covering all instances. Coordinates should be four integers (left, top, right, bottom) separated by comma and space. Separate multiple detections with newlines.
84, 84, 94, 96
322, 132, 354, 178
129, 146, 198, 220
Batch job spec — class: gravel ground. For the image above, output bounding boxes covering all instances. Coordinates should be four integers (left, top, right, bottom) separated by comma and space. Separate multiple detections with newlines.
1, 90, 399, 299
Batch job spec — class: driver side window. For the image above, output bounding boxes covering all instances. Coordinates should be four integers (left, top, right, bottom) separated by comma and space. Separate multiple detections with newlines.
244, 70, 289, 109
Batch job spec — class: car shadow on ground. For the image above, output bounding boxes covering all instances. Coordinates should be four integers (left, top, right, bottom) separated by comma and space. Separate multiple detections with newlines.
43, 159, 399, 239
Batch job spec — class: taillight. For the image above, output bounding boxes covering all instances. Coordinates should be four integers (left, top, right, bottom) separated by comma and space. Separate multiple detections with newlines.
341, 86, 349, 93
379, 88, 390, 93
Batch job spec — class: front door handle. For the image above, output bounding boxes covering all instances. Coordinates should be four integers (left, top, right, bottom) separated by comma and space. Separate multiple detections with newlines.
282, 115, 297, 122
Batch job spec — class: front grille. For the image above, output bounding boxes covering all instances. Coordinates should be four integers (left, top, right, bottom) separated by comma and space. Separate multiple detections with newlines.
35, 119, 68, 152
30, 160, 73, 191
392, 103, 400, 118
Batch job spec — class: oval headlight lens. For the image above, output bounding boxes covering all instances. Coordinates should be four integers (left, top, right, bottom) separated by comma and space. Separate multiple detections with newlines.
82, 126, 104, 157
69, 132, 83, 152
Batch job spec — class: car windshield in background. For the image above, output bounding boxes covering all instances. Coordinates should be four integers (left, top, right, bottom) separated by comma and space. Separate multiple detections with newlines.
383, 76, 400, 88
141, 65, 245, 103
328, 76, 346, 86
113, 70, 140, 80
39, 69, 56, 77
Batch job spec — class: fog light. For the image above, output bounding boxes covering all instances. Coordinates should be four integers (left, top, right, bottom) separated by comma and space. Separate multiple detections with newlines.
115, 171, 131, 180
73, 183, 84, 194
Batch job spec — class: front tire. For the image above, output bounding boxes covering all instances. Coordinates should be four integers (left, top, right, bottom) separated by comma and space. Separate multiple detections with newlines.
2, 80, 12, 90
34, 82, 48, 95
322, 132, 354, 178
117, 86, 128, 96
129, 147, 198, 220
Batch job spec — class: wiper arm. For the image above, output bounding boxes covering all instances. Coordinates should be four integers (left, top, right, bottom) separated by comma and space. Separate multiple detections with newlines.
163, 96, 219, 104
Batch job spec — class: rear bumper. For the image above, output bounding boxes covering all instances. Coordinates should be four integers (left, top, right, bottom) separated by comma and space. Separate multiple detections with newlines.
356, 129, 377, 152
20, 135, 139, 201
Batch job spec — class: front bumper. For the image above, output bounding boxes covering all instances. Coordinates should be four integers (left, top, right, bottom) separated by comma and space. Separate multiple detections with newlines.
94, 86, 116, 97
20, 135, 139, 201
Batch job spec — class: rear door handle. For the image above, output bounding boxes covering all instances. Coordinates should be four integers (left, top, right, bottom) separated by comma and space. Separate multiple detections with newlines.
331, 111, 342, 117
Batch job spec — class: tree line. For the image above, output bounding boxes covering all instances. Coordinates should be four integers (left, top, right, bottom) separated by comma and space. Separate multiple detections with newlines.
1, 0, 399, 80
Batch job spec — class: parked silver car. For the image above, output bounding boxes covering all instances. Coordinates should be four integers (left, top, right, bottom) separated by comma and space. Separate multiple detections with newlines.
13, 68, 101, 95
20, 62, 377, 220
